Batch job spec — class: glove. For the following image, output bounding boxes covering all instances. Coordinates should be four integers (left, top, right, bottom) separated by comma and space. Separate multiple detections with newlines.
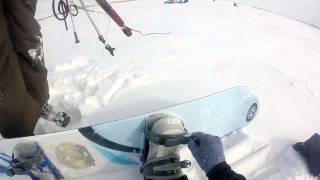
188, 132, 225, 174
293, 133, 320, 177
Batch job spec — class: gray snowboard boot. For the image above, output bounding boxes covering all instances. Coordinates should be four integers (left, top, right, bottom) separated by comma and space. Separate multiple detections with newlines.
40, 103, 70, 127
141, 113, 191, 180
10, 141, 44, 175
9, 141, 58, 180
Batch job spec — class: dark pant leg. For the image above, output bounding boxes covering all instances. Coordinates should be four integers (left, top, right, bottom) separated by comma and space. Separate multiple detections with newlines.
0, 0, 41, 138
3, 0, 49, 105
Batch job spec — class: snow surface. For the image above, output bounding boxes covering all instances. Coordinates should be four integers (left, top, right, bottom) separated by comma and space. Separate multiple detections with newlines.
30, 0, 320, 179
219, 0, 320, 29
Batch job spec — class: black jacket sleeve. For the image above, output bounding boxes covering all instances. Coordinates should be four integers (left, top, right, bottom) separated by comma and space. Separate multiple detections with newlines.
206, 162, 246, 180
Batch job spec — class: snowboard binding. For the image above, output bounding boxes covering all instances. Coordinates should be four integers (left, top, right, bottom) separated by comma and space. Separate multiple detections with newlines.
0, 141, 64, 180
140, 113, 191, 180
142, 154, 191, 180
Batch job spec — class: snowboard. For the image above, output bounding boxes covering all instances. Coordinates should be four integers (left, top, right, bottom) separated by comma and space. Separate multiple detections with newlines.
0, 86, 258, 180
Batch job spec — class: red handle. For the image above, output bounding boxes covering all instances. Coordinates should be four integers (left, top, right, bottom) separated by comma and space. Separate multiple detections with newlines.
95, 0, 132, 37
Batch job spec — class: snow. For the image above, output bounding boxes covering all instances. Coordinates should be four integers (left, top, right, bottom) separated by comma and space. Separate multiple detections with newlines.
219, 0, 320, 29
32, 0, 320, 179
27, 36, 45, 65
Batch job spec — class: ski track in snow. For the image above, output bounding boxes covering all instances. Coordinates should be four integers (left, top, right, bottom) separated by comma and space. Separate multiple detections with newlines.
28, 0, 320, 179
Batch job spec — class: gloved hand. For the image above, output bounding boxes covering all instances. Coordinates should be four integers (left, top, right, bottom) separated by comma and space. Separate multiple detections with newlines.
188, 132, 225, 174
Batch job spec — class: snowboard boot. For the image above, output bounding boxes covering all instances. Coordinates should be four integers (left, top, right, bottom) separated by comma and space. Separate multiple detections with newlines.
140, 113, 191, 180
40, 103, 70, 127
7, 141, 63, 179
9, 141, 44, 176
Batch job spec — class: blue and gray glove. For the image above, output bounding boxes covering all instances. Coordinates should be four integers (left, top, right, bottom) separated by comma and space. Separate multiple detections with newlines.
188, 132, 225, 174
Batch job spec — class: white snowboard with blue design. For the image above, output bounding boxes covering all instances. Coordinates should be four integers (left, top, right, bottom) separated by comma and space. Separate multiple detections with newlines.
0, 86, 258, 180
